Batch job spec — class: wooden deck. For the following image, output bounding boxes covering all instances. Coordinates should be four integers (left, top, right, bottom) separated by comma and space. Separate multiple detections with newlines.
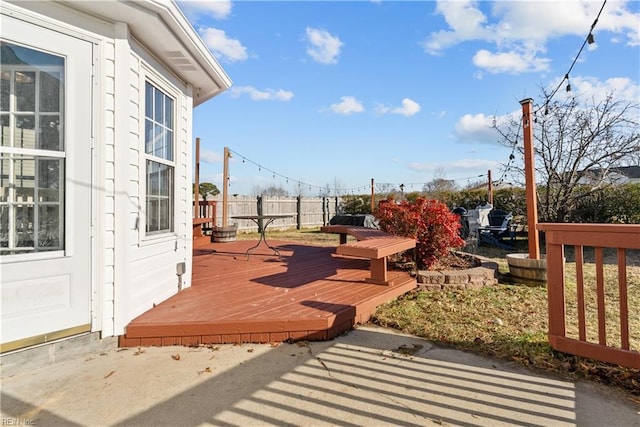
119, 237, 416, 347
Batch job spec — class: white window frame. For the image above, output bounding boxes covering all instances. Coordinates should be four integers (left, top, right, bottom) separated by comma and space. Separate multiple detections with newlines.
139, 66, 179, 242
0, 42, 66, 258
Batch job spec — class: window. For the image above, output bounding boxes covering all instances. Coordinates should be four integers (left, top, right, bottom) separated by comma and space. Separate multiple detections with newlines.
144, 81, 174, 234
0, 41, 65, 255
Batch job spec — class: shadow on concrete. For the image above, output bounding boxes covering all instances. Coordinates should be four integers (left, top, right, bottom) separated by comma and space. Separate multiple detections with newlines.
2, 326, 638, 426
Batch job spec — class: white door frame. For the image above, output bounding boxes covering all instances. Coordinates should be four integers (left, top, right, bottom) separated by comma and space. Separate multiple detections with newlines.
0, 12, 97, 352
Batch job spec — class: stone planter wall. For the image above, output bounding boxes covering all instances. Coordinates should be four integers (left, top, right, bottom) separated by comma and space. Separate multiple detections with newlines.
415, 254, 498, 290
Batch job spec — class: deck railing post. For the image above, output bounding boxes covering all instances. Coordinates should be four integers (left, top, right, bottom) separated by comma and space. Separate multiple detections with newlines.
296, 196, 302, 230
545, 236, 566, 343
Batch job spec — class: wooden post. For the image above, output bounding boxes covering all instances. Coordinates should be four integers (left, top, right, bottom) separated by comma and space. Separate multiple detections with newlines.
487, 169, 493, 205
194, 138, 200, 218
222, 146, 231, 227
520, 98, 540, 259
370, 178, 375, 213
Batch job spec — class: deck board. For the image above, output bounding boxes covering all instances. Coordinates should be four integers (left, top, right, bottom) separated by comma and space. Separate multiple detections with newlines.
120, 238, 416, 347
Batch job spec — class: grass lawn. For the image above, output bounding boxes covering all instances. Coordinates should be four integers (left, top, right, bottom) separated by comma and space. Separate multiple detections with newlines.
235, 227, 640, 399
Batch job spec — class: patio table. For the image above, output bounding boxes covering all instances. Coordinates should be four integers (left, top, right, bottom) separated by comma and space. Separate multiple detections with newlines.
231, 214, 293, 259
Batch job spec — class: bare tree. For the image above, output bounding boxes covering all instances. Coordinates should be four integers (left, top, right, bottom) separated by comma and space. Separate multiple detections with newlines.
251, 184, 289, 197
423, 168, 457, 198
494, 91, 639, 222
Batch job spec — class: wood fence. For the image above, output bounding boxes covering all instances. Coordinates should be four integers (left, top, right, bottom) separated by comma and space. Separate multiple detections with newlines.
196, 196, 342, 233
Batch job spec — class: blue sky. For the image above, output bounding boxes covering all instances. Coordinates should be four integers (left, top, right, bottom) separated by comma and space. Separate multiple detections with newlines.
178, 0, 640, 196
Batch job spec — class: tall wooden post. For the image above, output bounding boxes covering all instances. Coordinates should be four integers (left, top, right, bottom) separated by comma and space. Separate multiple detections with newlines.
194, 137, 200, 218
487, 169, 493, 205
370, 178, 375, 213
222, 146, 231, 227
520, 98, 540, 259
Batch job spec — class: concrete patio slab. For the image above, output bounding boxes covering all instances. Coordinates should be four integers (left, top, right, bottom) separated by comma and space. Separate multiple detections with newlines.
2, 326, 638, 426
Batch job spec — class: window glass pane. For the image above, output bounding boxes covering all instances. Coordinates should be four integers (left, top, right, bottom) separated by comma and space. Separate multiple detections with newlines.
14, 115, 36, 149
145, 82, 153, 120
0, 205, 7, 249
1, 42, 64, 67
37, 158, 62, 202
0, 114, 8, 147
164, 96, 172, 128
39, 115, 62, 151
14, 157, 35, 202
38, 205, 62, 249
145, 160, 173, 233
146, 197, 158, 232
0, 73, 9, 111
39, 71, 62, 112
147, 160, 159, 195
159, 198, 170, 230
165, 130, 173, 161
145, 118, 153, 154
15, 71, 35, 112
159, 165, 170, 196
153, 124, 163, 158
154, 88, 163, 123
14, 203, 34, 248
1, 157, 9, 202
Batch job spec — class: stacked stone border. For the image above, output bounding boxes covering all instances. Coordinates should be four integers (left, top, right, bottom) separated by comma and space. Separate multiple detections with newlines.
415, 251, 498, 290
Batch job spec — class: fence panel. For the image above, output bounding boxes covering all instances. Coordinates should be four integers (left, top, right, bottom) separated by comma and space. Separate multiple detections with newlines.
538, 223, 640, 369
207, 196, 343, 233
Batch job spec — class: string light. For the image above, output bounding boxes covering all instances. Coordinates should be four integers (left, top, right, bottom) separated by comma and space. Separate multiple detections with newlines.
536, 0, 607, 115
495, 1, 607, 187
228, 148, 371, 196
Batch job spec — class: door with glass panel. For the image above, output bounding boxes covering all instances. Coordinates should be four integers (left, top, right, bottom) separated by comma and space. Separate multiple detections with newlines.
1, 15, 93, 351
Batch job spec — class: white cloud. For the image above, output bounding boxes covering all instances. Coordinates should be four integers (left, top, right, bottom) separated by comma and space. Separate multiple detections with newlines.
328, 96, 364, 115
472, 49, 550, 74
200, 149, 223, 163
549, 76, 640, 104
422, 0, 640, 73
421, 0, 491, 54
305, 27, 343, 64
454, 112, 505, 144
376, 98, 421, 116
177, 0, 232, 21
407, 158, 498, 173
199, 27, 248, 63
229, 86, 294, 101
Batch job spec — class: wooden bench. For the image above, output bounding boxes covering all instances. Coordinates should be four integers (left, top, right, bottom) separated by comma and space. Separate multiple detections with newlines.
320, 225, 416, 285
193, 217, 214, 237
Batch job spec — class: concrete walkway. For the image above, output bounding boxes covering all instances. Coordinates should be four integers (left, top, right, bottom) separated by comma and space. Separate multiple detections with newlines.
2, 326, 638, 426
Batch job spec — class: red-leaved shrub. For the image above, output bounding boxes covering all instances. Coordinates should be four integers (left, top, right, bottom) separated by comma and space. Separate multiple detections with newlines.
375, 197, 465, 270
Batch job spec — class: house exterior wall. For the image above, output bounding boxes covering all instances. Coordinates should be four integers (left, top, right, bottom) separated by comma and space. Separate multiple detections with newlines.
1, 0, 197, 349
115, 39, 194, 335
